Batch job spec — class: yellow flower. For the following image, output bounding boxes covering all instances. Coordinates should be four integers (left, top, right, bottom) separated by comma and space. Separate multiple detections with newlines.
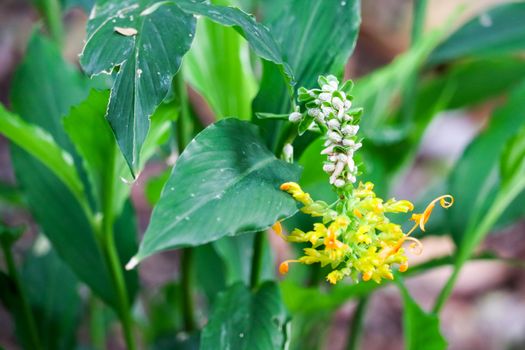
277, 181, 454, 284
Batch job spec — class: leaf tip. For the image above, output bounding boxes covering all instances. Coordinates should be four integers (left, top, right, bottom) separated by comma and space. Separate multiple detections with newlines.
125, 256, 140, 270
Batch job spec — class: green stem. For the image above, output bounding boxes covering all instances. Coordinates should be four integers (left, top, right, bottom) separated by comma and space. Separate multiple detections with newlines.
250, 231, 265, 289
99, 148, 136, 350
89, 297, 108, 350
181, 248, 197, 332
346, 296, 370, 350
1, 245, 42, 350
173, 73, 197, 332
40, 0, 64, 45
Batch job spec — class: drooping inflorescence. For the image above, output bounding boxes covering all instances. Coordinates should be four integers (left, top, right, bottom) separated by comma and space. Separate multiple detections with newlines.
277, 75, 454, 284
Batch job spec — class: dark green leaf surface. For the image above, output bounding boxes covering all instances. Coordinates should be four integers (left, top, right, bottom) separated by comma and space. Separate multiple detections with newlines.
22, 248, 82, 350
448, 79, 525, 244
81, 0, 196, 171
429, 2, 525, 64
255, 0, 360, 113
397, 280, 447, 350
253, 0, 360, 149
133, 119, 301, 263
200, 282, 289, 350
8, 33, 129, 309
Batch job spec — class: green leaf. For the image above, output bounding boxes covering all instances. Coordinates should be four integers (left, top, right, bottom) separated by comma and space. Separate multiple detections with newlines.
252, 0, 361, 149
8, 33, 133, 310
21, 246, 82, 350
0, 105, 86, 207
429, 2, 525, 65
200, 282, 289, 350
132, 118, 301, 264
396, 279, 447, 350
81, 0, 196, 171
184, 5, 257, 119
63, 90, 115, 210
176, 1, 293, 82
500, 126, 525, 188
448, 79, 525, 244
255, 0, 361, 112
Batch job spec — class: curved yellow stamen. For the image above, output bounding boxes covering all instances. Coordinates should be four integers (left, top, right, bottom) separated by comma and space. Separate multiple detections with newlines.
413, 195, 454, 231
278, 259, 300, 275
405, 237, 423, 255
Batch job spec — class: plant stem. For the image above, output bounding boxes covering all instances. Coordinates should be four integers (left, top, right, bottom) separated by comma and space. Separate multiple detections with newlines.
250, 231, 265, 289
1, 246, 42, 350
100, 148, 136, 350
346, 296, 370, 350
173, 73, 198, 332
89, 297, 108, 350
41, 0, 64, 45
181, 248, 197, 332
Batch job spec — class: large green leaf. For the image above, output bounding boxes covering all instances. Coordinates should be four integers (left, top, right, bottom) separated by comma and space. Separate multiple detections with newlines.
255, 0, 361, 113
448, 79, 525, 244
0, 105, 85, 207
131, 118, 301, 264
184, 0, 257, 119
176, 1, 293, 82
252, 0, 361, 149
429, 2, 525, 65
200, 282, 289, 350
396, 279, 447, 350
9, 33, 134, 309
80, 0, 196, 171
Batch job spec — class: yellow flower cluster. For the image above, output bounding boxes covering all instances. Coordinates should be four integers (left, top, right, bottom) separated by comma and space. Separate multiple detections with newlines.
276, 182, 453, 284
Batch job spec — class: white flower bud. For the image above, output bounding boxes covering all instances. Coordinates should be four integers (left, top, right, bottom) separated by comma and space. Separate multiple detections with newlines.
343, 138, 355, 147
342, 124, 359, 135
329, 80, 339, 89
327, 119, 340, 129
329, 155, 338, 162
283, 143, 293, 162
308, 108, 320, 117
321, 145, 335, 155
323, 163, 336, 173
316, 112, 326, 122
288, 111, 302, 123
347, 174, 356, 183
332, 161, 345, 177
343, 113, 353, 122
344, 100, 352, 110
322, 84, 336, 92
314, 99, 321, 105
334, 178, 346, 187
324, 139, 332, 147
319, 92, 332, 102
328, 131, 342, 143
332, 97, 344, 110
353, 142, 362, 151
321, 105, 333, 115
338, 153, 348, 162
